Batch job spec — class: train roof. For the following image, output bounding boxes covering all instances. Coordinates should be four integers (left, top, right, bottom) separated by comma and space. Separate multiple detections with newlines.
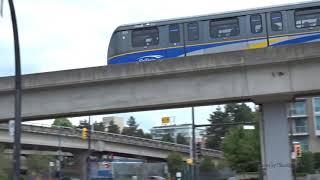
115, 0, 320, 32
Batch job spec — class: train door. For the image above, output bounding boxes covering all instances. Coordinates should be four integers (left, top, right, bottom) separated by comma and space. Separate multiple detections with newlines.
266, 11, 289, 47
203, 16, 247, 54
286, 7, 320, 46
247, 13, 268, 50
167, 24, 186, 59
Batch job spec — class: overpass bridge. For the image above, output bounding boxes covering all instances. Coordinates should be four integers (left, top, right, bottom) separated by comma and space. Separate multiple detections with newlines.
0, 124, 222, 160
2, 42, 320, 180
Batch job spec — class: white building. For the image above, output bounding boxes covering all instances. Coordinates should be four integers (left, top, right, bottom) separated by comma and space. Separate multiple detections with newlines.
103, 116, 124, 132
150, 124, 204, 143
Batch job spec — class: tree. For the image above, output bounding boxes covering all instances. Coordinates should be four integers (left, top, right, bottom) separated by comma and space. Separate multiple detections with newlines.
52, 117, 73, 128
297, 152, 315, 174
222, 126, 260, 173
206, 106, 230, 150
122, 116, 140, 136
313, 152, 320, 171
26, 154, 54, 176
176, 133, 188, 145
93, 121, 105, 132
167, 152, 185, 177
206, 103, 255, 150
0, 145, 11, 179
199, 156, 216, 172
161, 133, 174, 143
107, 120, 120, 134
143, 133, 152, 139
225, 103, 254, 123
136, 129, 145, 138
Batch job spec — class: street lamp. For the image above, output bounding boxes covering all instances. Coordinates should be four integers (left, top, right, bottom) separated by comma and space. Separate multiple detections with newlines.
7, 0, 22, 180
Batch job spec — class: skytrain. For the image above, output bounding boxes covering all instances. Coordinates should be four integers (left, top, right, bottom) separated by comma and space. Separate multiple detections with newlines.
108, 1, 320, 65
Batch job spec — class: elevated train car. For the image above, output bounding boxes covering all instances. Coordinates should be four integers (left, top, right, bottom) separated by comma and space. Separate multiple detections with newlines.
108, 1, 320, 64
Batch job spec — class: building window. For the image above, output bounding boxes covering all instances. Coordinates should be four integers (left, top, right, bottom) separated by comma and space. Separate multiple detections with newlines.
289, 101, 306, 116
295, 7, 320, 28
187, 22, 199, 41
250, 14, 263, 34
132, 27, 159, 47
210, 17, 240, 38
315, 97, 320, 113
314, 98, 320, 132
169, 24, 180, 43
271, 12, 283, 31
295, 118, 308, 133
316, 116, 320, 131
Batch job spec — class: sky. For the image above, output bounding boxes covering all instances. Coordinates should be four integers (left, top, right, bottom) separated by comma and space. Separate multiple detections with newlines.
0, 0, 306, 130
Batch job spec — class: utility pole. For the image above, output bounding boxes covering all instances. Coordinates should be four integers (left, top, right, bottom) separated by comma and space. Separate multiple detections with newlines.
87, 116, 91, 180
8, 0, 22, 179
57, 126, 62, 180
191, 107, 196, 180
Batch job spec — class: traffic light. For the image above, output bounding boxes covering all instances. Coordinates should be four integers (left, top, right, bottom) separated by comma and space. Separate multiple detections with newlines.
82, 127, 88, 140
196, 142, 202, 157
294, 144, 302, 157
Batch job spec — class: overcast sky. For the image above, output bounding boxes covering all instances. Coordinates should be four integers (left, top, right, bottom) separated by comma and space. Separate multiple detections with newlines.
0, 0, 305, 130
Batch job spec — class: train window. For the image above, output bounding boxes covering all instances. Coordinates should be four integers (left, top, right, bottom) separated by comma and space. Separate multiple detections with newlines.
271, 12, 283, 31
169, 24, 180, 43
132, 27, 159, 47
295, 7, 320, 28
187, 22, 199, 41
210, 17, 240, 38
250, 14, 263, 34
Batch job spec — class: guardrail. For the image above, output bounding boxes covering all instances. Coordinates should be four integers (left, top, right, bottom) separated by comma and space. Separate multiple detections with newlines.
0, 124, 223, 158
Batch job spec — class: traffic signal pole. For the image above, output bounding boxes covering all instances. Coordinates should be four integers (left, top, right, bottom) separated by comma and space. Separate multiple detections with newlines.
87, 116, 91, 180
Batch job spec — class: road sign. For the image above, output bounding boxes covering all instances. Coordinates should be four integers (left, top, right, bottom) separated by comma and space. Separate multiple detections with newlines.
161, 116, 170, 125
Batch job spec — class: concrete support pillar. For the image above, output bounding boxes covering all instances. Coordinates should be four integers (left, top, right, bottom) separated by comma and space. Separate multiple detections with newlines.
261, 102, 293, 180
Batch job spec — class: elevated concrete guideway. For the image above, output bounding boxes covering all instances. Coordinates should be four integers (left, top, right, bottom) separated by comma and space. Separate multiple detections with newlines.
0, 124, 222, 159
1, 42, 320, 121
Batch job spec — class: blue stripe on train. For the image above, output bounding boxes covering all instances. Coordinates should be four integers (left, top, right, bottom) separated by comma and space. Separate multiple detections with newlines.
108, 47, 184, 64
271, 33, 320, 46
108, 39, 252, 64
185, 39, 250, 53
108, 32, 320, 65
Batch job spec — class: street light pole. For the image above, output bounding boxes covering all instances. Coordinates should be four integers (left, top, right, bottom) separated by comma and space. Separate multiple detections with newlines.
8, 0, 22, 179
